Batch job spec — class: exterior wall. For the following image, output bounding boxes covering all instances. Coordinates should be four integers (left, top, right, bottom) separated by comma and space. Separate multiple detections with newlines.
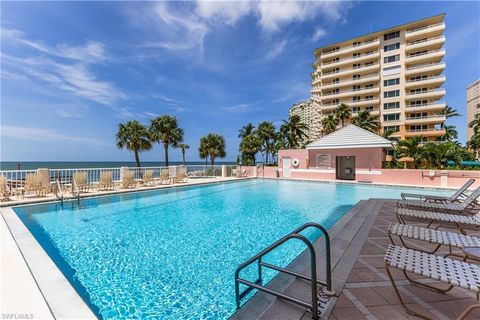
311, 14, 446, 142
307, 147, 384, 169
278, 149, 309, 169
467, 79, 480, 141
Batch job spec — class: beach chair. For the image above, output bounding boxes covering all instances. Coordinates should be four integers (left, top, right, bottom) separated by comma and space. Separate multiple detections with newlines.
0, 176, 11, 201
176, 168, 188, 183
73, 172, 90, 192
37, 170, 51, 196
384, 245, 480, 319
400, 179, 475, 202
21, 173, 42, 198
388, 223, 480, 258
98, 171, 115, 190
121, 170, 136, 189
159, 169, 170, 185
397, 186, 480, 215
396, 207, 480, 234
142, 170, 153, 186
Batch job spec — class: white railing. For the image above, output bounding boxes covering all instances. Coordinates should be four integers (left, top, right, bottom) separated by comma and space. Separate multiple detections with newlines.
407, 75, 445, 83
406, 88, 445, 96
321, 39, 378, 56
407, 102, 445, 108
406, 22, 444, 34
0, 165, 240, 191
407, 35, 445, 46
405, 115, 445, 120
406, 62, 445, 70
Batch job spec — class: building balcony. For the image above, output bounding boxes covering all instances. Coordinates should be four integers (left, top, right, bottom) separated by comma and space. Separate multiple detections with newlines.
405, 22, 445, 40
405, 75, 446, 89
352, 110, 380, 117
405, 49, 445, 65
320, 97, 380, 111
405, 62, 445, 76
406, 102, 446, 112
405, 115, 446, 124
320, 86, 380, 100
321, 52, 380, 69
405, 88, 446, 100
405, 128, 446, 137
321, 63, 380, 80
405, 35, 445, 52
320, 39, 380, 60
319, 74, 379, 90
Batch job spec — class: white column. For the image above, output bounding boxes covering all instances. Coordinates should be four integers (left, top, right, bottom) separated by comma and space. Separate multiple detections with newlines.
221, 165, 227, 177
440, 170, 448, 188
120, 167, 128, 181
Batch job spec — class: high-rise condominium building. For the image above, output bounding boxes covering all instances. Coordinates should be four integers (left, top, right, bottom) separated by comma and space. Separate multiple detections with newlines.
467, 79, 480, 141
289, 100, 322, 143
311, 14, 446, 142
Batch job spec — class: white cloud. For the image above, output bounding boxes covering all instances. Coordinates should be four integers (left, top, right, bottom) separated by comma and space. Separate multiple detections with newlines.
195, 1, 254, 25
1, 126, 107, 145
223, 103, 252, 113
265, 40, 287, 60
311, 27, 327, 42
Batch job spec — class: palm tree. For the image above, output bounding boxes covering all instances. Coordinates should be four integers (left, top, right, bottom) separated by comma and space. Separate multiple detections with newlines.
438, 105, 460, 129
395, 137, 424, 169
178, 143, 190, 166
351, 110, 380, 133
116, 120, 152, 167
336, 103, 351, 127
443, 125, 458, 142
280, 115, 307, 149
149, 115, 184, 167
469, 113, 480, 134
256, 121, 276, 165
382, 129, 396, 139
321, 115, 338, 134
239, 133, 261, 166
238, 123, 255, 139
199, 138, 209, 165
422, 142, 462, 168
199, 133, 226, 166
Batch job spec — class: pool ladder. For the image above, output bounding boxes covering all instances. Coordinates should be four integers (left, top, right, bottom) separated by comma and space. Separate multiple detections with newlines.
235, 222, 335, 320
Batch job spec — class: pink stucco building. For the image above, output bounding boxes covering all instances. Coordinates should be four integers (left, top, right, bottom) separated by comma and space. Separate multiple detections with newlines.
278, 125, 392, 180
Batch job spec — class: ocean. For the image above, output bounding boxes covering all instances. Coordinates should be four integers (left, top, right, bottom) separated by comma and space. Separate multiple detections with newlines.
0, 161, 236, 170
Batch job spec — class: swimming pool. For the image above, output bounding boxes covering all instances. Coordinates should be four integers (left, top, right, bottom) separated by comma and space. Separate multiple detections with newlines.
14, 179, 449, 319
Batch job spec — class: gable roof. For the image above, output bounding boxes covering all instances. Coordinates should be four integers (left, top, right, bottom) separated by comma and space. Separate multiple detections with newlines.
306, 124, 393, 150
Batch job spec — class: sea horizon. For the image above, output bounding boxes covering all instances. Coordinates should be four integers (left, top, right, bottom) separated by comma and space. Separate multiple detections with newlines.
0, 161, 237, 170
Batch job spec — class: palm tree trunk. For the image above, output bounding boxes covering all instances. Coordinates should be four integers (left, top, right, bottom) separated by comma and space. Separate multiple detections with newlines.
134, 149, 141, 167
341, 118, 345, 127
210, 156, 215, 166
182, 149, 186, 166
265, 148, 269, 165
164, 143, 169, 167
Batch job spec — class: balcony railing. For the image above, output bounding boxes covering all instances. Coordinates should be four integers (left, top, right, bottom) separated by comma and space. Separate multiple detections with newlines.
405, 115, 445, 121
406, 128, 444, 133
322, 51, 378, 66
322, 63, 379, 76
406, 88, 445, 96
407, 49, 445, 58
406, 22, 444, 34
407, 102, 445, 108
321, 86, 379, 97
406, 62, 445, 70
406, 75, 445, 83
321, 39, 379, 56
407, 35, 445, 46
321, 73, 379, 87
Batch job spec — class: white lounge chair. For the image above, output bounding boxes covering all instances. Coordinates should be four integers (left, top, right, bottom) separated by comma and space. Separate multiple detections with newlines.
159, 169, 170, 185
388, 223, 480, 258
397, 186, 480, 215
121, 170, 136, 189
385, 245, 480, 320
401, 179, 475, 202
73, 172, 90, 192
0, 176, 11, 201
98, 171, 115, 190
142, 170, 153, 186
396, 207, 480, 234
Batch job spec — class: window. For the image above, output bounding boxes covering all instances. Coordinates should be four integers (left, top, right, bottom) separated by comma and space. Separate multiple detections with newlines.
384, 125, 400, 132
365, 106, 374, 111
384, 43, 400, 52
353, 41, 361, 47
365, 61, 375, 66
410, 88, 428, 94
384, 31, 400, 41
384, 78, 400, 86
352, 107, 360, 113
383, 65, 401, 75
384, 90, 400, 98
353, 53, 361, 58
410, 50, 428, 57
384, 102, 400, 110
384, 113, 400, 121
316, 154, 331, 169
332, 78, 340, 84
409, 112, 427, 119
331, 99, 339, 104
353, 85, 360, 91
353, 96, 361, 102
409, 75, 428, 82
353, 74, 361, 80
410, 125, 427, 131
384, 54, 400, 63
353, 63, 361, 69
410, 100, 428, 107
365, 83, 374, 89
365, 95, 374, 100
332, 88, 339, 94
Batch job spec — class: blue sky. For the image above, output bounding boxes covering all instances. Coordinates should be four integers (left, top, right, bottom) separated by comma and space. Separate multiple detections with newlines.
1, 1, 479, 162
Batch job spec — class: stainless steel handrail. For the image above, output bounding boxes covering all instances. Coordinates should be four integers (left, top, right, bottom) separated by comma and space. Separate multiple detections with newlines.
234, 222, 334, 320
56, 179, 64, 205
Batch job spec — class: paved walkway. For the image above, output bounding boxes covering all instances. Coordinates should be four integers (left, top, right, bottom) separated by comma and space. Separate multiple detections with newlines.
330, 202, 480, 320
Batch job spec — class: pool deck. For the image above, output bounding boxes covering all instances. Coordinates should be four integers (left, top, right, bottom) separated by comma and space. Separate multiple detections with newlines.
233, 199, 480, 320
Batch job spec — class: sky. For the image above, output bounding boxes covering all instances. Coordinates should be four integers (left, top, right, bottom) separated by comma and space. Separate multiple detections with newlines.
1, 1, 479, 162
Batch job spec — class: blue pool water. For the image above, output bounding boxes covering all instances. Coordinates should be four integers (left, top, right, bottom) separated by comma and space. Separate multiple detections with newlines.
14, 180, 449, 319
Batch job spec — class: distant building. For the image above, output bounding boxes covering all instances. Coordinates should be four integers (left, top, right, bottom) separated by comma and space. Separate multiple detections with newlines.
311, 14, 446, 143
289, 100, 322, 144
467, 79, 480, 141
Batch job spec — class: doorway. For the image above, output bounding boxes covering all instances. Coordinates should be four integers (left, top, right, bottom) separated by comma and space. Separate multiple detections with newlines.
336, 156, 355, 180
282, 157, 291, 178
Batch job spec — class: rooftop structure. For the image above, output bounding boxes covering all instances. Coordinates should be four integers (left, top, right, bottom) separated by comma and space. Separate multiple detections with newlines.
467, 79, 480, 141
311, 14, 447, 143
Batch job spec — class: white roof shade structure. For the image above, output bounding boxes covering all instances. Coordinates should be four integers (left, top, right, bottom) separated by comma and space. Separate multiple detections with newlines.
306, 124, 393, 150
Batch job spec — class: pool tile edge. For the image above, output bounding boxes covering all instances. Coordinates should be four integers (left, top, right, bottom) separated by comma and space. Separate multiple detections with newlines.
0, 207, 97, 319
